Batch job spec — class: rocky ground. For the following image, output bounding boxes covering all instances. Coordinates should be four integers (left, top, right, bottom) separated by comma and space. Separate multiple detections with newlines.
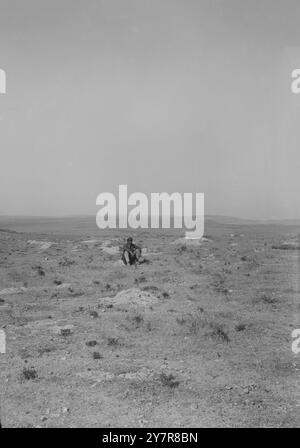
0, 220, 299, 427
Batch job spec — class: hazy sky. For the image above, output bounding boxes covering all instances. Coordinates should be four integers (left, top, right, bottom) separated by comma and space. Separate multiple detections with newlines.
0, 0, 300, 218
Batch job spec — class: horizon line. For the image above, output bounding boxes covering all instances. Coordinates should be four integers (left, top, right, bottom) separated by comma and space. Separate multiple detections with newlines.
1, 214, 300, 223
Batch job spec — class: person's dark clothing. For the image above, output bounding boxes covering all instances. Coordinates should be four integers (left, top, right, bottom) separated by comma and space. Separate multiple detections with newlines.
122, 242, 141, 265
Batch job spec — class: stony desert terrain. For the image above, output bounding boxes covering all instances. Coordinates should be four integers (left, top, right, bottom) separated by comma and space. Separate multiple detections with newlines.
0, 217, 299, 427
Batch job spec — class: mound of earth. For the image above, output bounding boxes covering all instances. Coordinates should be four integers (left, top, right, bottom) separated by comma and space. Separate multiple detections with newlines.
77, 367, 154, 384
171, 236, 212, 246
80, 238, 120, 254
272, 241, 300, 250
27, 240, 53, 251
101, 288, 158, 308
102, 245, 120, 255
101, 239, 121, 255
81, 239, 101, 245
0, 286, 27, 295
113, 260, 124, 267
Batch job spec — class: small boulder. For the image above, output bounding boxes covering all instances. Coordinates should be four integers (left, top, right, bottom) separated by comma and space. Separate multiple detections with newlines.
52, 325, 74, 336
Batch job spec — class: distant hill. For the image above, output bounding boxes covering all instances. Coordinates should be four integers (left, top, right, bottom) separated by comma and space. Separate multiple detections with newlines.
0, 214, 300, 235
206, 215, 300, 226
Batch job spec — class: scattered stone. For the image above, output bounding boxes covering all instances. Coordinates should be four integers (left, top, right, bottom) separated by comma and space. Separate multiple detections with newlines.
52, 325, 74, 336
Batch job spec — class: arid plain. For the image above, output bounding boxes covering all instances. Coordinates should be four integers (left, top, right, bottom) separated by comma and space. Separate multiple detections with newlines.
0, 217, 299, 427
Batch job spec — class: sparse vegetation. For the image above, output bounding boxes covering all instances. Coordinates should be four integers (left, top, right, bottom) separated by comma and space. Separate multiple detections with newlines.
59, 257, 75, 266
254, 291, 278, 305
86, 340, 97, 347
0, 221, 297, 427
131, 314, 144, 327
107, 337, 119, 346
205, 322, 230, 342
159, 373, 180, 389
21, 367, 38, 380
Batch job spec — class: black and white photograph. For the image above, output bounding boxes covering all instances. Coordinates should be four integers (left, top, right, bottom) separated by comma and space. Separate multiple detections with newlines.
0, 0, 300, 431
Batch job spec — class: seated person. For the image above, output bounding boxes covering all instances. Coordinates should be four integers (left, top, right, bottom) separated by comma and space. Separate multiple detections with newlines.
122, 237, 142, 265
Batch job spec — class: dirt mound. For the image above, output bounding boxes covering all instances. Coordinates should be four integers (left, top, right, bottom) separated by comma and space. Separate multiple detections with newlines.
0, 286, 27, 295
101, 288, 158, 308
118, 367, 154, 381
80, 238, 120, 254
27, 240, 53, 251
102, 245, 120, 255
272, 241, 300, 250
81, 239, 100, 244
171, 237, 212, 246
56, 283, 72, 290
101, 240, 120, 255
77, 367, 154, 384
113, 260, 124, 267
